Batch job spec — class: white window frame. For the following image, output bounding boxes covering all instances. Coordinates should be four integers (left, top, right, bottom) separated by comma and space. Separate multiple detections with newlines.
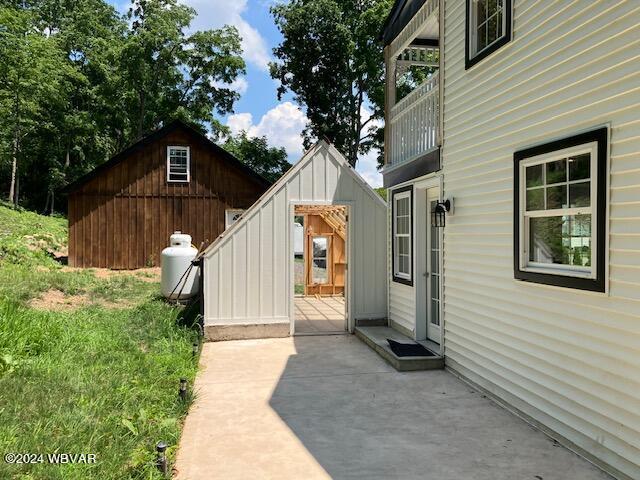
225, 209, 245, 229
311, 235, 330, 285
467, 0, 511, 65
393, 191, 412, 281
518, 142, 598, 279
167, 146, 190, 183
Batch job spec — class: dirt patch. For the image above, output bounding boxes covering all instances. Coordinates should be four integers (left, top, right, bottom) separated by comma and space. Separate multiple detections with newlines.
29, 289, 139, 312
29, 289, 91, 312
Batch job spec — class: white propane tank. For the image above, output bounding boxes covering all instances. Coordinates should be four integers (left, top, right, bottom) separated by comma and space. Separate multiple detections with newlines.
161, 231, 200, 300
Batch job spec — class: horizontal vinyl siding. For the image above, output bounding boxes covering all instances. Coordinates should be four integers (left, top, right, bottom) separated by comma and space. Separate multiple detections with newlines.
389, 281, 415, 332
387, 186, 417, 333
442, 0, 640, 477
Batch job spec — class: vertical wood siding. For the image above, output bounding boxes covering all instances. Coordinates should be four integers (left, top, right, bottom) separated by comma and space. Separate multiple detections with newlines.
68, 126, 267, 269
202, 142, 387, 326
442, 1, 640, 477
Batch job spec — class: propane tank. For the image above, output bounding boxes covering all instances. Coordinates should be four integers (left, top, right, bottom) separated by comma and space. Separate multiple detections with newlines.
161, 232, 200, 300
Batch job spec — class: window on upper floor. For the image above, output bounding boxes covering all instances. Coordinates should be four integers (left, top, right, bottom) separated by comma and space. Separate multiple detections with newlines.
514, 128, 608, 292
466, 0, 512, 69
167, 146, 190, 182
392, 186, 413, 285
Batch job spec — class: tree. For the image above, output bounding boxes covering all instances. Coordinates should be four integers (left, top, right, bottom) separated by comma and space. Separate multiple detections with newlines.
224, 132, 291, 183
121, 0, 246, 140
0, 0, 249, 212
0, 7, 65, 205
270, 0, 392, 167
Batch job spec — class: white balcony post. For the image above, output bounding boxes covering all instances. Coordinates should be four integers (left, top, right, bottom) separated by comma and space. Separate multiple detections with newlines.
388, 72, 439, 168
384, 46, 396, 167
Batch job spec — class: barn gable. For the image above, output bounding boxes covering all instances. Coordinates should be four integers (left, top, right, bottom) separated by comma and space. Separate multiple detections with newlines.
65, 120, 270, 269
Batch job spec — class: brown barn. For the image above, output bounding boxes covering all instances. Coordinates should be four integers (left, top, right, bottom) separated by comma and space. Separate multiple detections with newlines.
64, 120, 270, 269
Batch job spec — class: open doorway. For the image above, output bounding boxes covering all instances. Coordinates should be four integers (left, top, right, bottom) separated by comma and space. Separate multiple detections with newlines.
293, 205, 348, 334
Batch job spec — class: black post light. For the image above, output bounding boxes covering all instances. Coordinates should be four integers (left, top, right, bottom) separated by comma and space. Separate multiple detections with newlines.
179, 378, 188, 402
431, 199, 453, 228
156, 441, 168, 474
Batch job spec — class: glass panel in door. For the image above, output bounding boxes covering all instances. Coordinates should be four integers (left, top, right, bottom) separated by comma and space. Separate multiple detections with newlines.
427, 197, 442, 344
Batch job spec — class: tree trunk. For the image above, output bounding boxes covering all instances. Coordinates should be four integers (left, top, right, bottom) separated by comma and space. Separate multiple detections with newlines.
43, 191, 50, 215
8, 133, 18, 205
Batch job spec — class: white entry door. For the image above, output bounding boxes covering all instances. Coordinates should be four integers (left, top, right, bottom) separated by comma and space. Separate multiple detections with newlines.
427, 189, 442, 344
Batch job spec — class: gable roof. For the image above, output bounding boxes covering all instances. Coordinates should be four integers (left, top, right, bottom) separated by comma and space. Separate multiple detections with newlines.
202, 139, 386, 258
381, 0, 428, 45
62, 119, 271, 194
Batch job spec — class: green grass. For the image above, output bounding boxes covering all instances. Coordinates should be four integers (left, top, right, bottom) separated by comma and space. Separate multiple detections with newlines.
0, 204, 199, 479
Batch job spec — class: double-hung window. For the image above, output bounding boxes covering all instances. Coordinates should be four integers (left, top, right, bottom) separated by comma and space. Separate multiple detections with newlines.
466, 0, 512, 69
392, 186, 413, 285
167, 146, 190, 182
514, 128, 608, 292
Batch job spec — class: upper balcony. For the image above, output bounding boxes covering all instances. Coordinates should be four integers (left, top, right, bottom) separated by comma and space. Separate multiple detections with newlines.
382, 0, 440, 187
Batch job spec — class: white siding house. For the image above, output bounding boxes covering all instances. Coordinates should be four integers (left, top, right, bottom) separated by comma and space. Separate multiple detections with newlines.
201, 141, 387, 340
381, 0, 640, 478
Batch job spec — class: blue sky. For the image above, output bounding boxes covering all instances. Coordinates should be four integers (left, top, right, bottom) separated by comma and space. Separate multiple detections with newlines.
108, 0, 382, 187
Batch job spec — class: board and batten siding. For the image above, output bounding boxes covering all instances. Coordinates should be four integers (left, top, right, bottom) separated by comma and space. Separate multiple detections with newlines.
441, 1, 640, 477
202, 142, 387, 330
67, 123, 267, 269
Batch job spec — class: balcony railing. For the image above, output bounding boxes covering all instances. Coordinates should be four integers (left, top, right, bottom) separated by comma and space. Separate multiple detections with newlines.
388, 72, 439, 167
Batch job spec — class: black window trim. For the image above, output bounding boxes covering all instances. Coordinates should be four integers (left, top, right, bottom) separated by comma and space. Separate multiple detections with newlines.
513, 127, 608, 293
391, 185, 414, 286
465, 0, 513, 70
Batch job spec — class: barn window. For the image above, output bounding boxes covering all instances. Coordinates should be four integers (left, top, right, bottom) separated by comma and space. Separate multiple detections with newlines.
225, 209, 244, 229
392, 186, 413, 286
466, 0, 512, 69
514, 128, 607, 292
167, 146, 190, 182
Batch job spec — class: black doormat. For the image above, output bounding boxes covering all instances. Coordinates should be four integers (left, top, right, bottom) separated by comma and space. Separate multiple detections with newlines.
387, 339, 435, 357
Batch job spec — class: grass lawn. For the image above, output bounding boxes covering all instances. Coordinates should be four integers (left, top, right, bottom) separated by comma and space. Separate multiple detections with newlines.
294, 256, 304, 295
0, 204, 199, 479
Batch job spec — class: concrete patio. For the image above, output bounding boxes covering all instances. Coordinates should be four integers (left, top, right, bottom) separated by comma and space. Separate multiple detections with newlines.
295, 296, 346, 333
174, 335, 611, 480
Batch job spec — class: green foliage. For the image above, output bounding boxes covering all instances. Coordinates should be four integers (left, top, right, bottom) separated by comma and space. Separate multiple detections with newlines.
0, 0, 245, 212
270, 0, 393, 167
0, 205, 199, 479
121, 0, 245, 139
374, 187, 387, 201
224, 132, 291, 183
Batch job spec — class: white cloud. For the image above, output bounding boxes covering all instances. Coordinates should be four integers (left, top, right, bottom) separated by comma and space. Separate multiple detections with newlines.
181, 0, 271, 70
228, 102, 308, 158
228, 101, 383, 187
356, 149, 383, 188
212, 76, 249, 95
227, 112, 254, 135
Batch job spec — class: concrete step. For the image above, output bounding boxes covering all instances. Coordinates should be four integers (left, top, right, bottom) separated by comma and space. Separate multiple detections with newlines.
355, 326, 444, 371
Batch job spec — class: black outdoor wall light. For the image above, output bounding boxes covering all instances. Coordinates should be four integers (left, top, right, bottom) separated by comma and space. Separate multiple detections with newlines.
431, 199, 453, 228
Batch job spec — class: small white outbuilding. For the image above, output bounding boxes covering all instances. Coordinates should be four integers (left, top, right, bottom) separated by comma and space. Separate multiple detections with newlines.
201, 141, 387, 340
